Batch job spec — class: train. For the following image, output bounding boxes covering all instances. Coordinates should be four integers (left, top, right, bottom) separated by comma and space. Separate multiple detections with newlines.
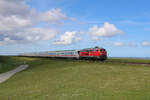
20, 46, 107, 61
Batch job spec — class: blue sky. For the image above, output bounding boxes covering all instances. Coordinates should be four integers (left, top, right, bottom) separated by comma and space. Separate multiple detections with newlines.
0, 0, 150, 57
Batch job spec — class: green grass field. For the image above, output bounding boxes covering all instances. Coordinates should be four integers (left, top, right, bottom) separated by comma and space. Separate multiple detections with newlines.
0, 57, 150, 100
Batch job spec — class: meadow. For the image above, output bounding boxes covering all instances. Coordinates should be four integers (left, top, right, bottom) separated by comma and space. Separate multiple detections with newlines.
0, 56, 150, 100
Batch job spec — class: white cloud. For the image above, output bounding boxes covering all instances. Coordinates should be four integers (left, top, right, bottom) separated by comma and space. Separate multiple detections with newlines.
24, 28, 58, 41
38, 8, 67, 23
0, 28, 58, 45
53, 31, 80, 45
0, 0, 67, 45
142, 41, 150, 46
113, 42, 123, 46
88, 22, 123, 40
105, 42, 138, 47
0, 15, 32, 31
0, 0, 30, 17
53, 22, 123, 45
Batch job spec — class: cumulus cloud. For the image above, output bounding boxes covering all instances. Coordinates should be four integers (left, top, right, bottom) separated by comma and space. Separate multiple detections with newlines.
142, 41, 150, 46
113, 42, 123, 46
53, 22, 124, 45
105, 42, 138, 47
53, 31, 80, 45
0, 0, 30, 17
0, 28, 58, 45
0, 15, 32, 31
38, 8, 67, 23
0, 0, 67, 45
88, 22, 123, 40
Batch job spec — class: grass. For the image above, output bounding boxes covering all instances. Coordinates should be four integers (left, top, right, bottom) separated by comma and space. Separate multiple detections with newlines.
0, 57, 150, 100
0, 56, 37, 73
0, 56, 22, 73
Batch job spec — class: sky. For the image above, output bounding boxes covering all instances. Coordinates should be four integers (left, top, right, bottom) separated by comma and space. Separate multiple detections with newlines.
0, 0, 150, 57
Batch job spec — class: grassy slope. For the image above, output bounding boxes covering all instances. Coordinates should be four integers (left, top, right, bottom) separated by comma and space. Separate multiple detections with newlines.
0, 57, 150, 100
0, 56, 36, 73
0, 56, 22, 73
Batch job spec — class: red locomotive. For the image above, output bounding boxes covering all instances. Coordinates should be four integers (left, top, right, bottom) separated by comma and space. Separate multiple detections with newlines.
79, 46, 107, 60
20, 46, 107, 61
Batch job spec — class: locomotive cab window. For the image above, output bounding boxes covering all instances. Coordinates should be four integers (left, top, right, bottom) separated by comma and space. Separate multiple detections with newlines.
100, 49, 105, 51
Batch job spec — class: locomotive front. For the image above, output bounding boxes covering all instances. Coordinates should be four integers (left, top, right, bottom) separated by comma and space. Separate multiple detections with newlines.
99, 48, 107, 60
